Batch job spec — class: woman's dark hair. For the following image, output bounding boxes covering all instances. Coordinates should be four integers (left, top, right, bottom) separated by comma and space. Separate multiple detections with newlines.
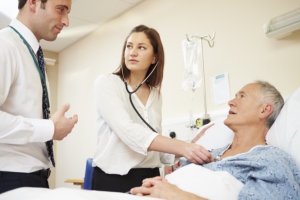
18, 0, 48, 9
114, 25, 165, 90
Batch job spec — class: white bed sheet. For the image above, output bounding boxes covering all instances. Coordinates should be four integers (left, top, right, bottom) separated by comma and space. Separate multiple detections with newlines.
0, 164, 243, 200
166, 163, 244, 200
0, 187, 161, 200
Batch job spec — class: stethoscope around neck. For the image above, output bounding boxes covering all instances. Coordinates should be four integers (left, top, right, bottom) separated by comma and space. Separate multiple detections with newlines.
122, 61, 159, 133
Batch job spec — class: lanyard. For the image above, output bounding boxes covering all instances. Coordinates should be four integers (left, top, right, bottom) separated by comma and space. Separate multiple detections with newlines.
9, 25, 50, 107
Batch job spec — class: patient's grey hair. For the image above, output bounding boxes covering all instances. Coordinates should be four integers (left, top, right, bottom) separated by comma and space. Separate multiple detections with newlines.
255, 81, 284, 128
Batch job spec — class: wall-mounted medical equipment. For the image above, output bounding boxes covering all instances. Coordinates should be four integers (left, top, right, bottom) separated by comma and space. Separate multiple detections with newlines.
264, 7, 300, 39
182, 33, 215, 129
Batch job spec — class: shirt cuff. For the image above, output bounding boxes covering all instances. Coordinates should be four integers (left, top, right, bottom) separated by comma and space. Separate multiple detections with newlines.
160, 153, 176, 164
141, 133, 158, 155
30, 118, 54, 142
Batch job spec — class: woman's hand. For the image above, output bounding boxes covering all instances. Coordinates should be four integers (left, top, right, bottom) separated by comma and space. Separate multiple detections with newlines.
148, 123, 215, 164
182, 143, 213, 164
182, 123, 215, 164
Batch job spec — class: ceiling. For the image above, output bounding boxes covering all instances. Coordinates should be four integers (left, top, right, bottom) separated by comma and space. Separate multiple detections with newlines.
0, 0, 145, 52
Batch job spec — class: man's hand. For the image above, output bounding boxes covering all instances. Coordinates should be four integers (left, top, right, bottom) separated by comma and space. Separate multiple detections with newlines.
130, 177, 206, 200
130, 177, 178, 198
50, 104, 78, 140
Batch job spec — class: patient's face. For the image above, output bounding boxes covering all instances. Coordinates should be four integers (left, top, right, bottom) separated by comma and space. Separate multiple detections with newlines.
224, 83, 263, 129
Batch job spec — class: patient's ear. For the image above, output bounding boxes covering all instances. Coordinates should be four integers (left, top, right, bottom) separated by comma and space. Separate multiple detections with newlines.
259, 103, 273, 119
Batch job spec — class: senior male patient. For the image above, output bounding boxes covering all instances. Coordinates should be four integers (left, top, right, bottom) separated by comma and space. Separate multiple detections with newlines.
130, 81, 300, 199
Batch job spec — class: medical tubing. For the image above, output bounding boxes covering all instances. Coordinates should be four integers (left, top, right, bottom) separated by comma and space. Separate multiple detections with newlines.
125, 82, 157, 133
140, 62, 158, 86
125, 82, 143, 94
121, 61, 159, 93
122, 62, 159, 133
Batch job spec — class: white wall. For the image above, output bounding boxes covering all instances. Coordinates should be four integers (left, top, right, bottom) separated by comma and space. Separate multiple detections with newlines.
54, 0, 300, 187
45, 50, 59, 188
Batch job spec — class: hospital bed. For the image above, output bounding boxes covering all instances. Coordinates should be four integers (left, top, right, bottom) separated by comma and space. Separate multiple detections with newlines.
0, 87, 299, 200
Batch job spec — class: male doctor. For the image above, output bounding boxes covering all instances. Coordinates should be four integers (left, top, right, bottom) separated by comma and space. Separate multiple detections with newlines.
0, 0, 77, 194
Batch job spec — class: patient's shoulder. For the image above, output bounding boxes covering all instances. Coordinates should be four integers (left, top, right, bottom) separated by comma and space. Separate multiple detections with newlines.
254, 145, 298, 170
260, 145, 291, 157
251, 145, 290, 159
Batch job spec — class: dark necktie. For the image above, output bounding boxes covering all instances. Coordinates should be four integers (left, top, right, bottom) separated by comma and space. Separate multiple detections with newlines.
37, 46, 55, 167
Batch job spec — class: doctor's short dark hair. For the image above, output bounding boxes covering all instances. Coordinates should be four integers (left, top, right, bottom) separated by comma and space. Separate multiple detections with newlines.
114, 25, 165, 90
18, 0, 48, 9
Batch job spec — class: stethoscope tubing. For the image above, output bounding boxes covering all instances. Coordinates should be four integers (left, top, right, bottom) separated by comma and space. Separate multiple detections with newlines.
122, 62, 159, 133
126, 85, 157, 133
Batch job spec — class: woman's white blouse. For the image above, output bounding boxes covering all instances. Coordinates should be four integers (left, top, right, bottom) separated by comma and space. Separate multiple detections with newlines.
93, 73, 174, 175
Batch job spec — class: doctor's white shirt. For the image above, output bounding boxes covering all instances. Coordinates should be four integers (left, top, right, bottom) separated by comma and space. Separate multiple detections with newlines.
0, 19, 54, 172
93, 73, 174, 175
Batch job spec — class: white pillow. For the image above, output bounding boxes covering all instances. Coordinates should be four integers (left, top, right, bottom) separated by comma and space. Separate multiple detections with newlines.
266, 87, 300, 169
196, 118, 234, 151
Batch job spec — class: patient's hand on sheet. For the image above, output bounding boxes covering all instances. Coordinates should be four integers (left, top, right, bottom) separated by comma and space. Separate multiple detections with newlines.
192, 123, 214, 143
130, 177, 207, 200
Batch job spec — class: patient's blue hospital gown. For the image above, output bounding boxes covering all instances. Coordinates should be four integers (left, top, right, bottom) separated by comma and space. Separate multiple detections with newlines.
201, 145, 300, 199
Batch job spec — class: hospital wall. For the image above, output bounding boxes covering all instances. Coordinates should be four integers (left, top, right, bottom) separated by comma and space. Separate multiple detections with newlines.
44, 51, 58, 188
51, 0, 300, 187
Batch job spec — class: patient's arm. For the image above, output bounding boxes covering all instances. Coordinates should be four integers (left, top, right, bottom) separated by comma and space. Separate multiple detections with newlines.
191, 123, 214, 143
148, 135, 212, 164
148, 123, 214, 164
130, 177, 207, 200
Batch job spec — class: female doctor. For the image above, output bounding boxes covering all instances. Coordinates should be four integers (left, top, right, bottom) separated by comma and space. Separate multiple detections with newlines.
92, 25, 212, 192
